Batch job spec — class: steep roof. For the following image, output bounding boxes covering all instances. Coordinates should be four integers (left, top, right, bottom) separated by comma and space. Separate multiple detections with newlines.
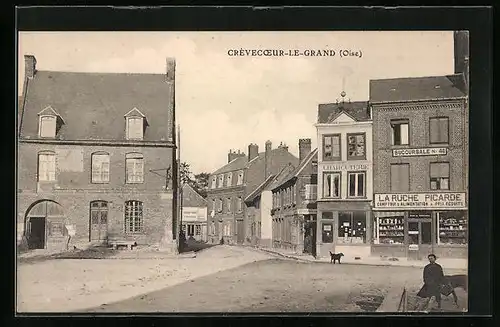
317, 101, 370, 123
19, 70, 173, 142
243, 173, 277, 203
369, 74, 467, 104
182, 183, 208, 208
212, 156, 248, 175
271, 148, 318, 191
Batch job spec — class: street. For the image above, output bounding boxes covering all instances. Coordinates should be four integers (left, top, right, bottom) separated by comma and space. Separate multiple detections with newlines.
17, 245, 467, 313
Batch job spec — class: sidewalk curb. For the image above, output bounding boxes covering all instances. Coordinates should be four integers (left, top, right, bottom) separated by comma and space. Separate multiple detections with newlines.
245, 246, 467, 269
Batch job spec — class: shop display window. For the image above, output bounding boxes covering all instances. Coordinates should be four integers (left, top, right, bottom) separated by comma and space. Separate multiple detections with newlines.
337, 211, 366, 244
437, 211, 468, 245
376, 216, 404, 245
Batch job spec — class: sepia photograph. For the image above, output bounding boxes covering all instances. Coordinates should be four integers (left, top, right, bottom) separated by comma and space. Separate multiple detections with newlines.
16, 30, 469, 314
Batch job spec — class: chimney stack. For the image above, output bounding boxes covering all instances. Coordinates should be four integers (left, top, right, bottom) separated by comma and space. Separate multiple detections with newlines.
265, 140, 272, 178
228, 149, 245, 163
24, 55, 37, 79
299, 138, 312, 162
248, 143, 259, 162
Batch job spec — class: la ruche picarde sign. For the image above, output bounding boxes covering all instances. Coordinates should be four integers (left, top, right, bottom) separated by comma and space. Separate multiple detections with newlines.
373, 192, 467, 210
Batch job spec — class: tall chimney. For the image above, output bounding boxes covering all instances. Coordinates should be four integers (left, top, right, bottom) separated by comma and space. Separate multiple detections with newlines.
248, 143, 259, 162
166, 57, 176, 143
299, 138, 312, 162
24, 55, 37, 79
265, 140, 272, 178
454, 31, 469, 91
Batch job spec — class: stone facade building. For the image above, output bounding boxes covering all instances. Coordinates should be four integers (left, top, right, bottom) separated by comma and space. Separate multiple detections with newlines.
314, 97, 373, 259
206, 142, 298, 244
181, 183, 208, 242
17, 55, 177, 252
370, 74, 468, 260
269, 139, 318, 254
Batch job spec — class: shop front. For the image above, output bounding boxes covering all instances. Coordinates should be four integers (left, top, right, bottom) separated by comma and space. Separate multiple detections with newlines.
316, 201, 372, 259
181, 206, 208, 242
372, 192, 468, 259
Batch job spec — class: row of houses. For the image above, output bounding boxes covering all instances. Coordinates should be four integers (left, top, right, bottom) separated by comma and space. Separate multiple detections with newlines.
206, 32, 469, 260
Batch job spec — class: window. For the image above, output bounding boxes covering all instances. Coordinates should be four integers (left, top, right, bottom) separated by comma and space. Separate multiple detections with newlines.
430, 117, 449, 144
210, 176, 217, 189
322, 223, 333, 243
323, 172, 341, 198
91, 152, 110, 183
226, 173, 233, 187
347, 133, 366, 160
127, 117, 144, 140
217, 174, 224, 188
430, 162, 450, 190
212, 199, 216, 212
437, 211, 467, 245
391, 119, 409, 145
338, 211, 367, 244
348, 172, 366, 198
390, 164, 410, 192
218, 198, 223, 213
323, 134, 341, 161
187, 225, 195, 236
305, 184, 318, 200
124, 200, 143, 233
195, 225, 201, 236
236, 197, 242, 212
39, 116, 57, 138
125, 153, 144, 183
38, 151, 56, 181
223, 222, 231, 236
226, 198, 232, 213
237, 170, 244, 185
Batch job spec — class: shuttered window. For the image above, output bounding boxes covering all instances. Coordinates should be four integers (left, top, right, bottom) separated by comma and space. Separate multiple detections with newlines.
429, 117, 449, 144
390, 164, 410, 192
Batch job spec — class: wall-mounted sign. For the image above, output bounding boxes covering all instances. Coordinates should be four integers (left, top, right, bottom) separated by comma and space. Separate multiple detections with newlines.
374, 192, 467, 210
392, 147, 447, 157
409, 244, 419, 251
322, 162, 370, 172
182, 207, 207, 222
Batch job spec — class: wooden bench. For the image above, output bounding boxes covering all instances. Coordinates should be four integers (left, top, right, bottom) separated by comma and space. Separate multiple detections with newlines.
109, 240, 137, 250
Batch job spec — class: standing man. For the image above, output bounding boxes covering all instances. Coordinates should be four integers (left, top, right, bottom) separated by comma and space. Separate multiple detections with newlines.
417, 254, 446, 311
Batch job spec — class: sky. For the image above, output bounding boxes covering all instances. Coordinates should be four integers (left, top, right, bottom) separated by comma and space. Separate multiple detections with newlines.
18, 31, 455, 174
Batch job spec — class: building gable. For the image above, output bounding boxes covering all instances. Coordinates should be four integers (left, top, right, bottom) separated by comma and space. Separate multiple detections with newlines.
328, 111, 357, 124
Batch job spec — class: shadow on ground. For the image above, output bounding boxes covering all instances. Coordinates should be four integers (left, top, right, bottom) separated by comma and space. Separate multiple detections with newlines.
180, 239, 216, 253
17, 246, 119, 265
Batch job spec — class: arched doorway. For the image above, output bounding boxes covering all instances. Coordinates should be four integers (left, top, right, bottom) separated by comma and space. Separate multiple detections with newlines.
25, 200, 65, 249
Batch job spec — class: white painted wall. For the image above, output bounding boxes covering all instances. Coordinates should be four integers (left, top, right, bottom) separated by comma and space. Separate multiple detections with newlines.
260, 190, 273, 240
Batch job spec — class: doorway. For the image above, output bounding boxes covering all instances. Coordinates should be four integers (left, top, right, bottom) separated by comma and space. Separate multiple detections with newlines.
236, 220, 244, 244
28, 217, 46, 249
90, 201, 108, 242
303, 217, 317, 257
408, 219, 433, 260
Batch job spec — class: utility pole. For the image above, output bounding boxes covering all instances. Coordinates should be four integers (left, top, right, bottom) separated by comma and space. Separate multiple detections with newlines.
177, 125, 183, 252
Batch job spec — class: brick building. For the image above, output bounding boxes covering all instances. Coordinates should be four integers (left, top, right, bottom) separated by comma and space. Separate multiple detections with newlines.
269, 139, 318, 255
314, 95, 373, 259
181, 183, 208, 242
370, 74, 468, 260
17, 55, 178, 252
206, 142, 298, 244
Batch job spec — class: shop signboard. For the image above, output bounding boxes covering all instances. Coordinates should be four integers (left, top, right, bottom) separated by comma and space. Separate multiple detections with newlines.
392, 147, 447, 157
182, 207, 207, 222
321, 161, 371, 172
374, 192, 467, 210
409, 244, 419, 251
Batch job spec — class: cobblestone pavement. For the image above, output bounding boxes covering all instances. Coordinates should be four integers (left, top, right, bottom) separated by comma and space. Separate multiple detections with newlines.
85, 258, 467, 313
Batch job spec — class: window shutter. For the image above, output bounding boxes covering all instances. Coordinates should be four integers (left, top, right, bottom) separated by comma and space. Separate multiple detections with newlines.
430, 118, 440, 143
439, 118, 449, 143
40, 116, 56, 137
430, 162, 449, 178
391, 164, 409, 192
400, 124, 409, 145
332, 136, 340, 157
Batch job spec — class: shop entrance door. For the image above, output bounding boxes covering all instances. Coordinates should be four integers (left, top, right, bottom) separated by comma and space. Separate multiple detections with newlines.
236, 220, 244, 244
408, 219, 433, 260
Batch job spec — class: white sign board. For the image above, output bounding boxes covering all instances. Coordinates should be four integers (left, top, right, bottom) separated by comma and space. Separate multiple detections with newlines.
65, 224, 76, 237
182, 207, 207, 222
322, 162, 370, 172
374, 193, 467, 210
409, 244, 419, 251
392, 147, 447, 157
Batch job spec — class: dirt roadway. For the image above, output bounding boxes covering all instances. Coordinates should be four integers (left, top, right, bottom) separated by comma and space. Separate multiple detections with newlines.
85, 259, 468, 313
16, 245, 273, 313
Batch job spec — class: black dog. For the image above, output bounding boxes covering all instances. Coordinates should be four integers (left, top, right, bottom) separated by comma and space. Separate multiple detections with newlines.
442, 274, 468, 306
329, 252, 344, 264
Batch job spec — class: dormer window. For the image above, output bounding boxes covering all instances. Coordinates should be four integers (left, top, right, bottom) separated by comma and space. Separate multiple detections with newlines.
38, 106, 64, 138
124, 108, 147, 141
